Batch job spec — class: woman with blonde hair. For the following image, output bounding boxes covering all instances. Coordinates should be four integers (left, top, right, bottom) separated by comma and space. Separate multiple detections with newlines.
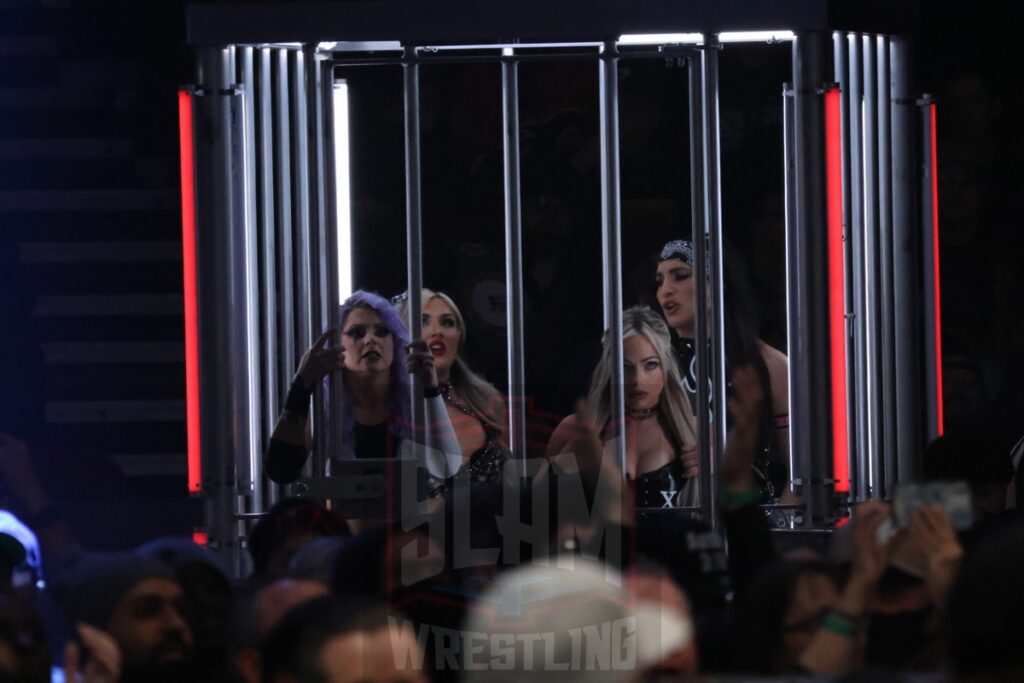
395, 288, 509, 485
545, 305, 700, 508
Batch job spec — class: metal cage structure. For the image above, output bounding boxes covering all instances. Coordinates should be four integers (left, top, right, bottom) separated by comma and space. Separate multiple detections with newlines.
181, 0, 942, 572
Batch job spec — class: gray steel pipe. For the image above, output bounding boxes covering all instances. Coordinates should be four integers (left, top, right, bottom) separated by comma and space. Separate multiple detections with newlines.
274, 49, 297, 419
501, 51, 528, 469
790, 32, 834, 527
194, 46, 244, 572
688, 53, 714, 524
599, 40, 626, 475
302, 45, 330, 476
403, 45, 425, 435
292, 50, 314, 356
876, 36, 898, 491
237, 47, 264, 509
846, 34, 869, 501
257, 47, 280, 507
861, 35, 884, 498
700, 34, 727, 525
890, 37, 921, 482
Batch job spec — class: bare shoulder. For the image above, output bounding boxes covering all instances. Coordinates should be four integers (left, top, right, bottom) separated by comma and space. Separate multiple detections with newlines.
759, 342, 790, 412
544, 413, 588, 460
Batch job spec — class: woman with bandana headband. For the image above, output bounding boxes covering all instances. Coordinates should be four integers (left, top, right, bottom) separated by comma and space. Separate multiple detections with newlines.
655, 239, 790, 500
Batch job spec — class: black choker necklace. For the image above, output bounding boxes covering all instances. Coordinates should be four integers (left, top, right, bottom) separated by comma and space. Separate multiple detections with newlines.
438, 383, 476, 417
627, 406, 658, 420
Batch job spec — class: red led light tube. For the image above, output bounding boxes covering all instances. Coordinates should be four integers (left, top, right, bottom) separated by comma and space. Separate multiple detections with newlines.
930, 103, 944, 436
178, 90, 202, 494
825, 86, 849, 492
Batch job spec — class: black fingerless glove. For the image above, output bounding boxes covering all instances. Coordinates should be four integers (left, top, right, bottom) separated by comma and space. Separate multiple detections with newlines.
284, 378, 314, 419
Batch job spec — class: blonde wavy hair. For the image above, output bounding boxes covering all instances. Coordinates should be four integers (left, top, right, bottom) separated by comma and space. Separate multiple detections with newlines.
586, 305, 697, 450
396, 289, 505, 437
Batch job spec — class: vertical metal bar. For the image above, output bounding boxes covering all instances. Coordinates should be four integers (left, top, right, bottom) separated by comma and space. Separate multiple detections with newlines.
307, 47, 329, 339
302, 45, 329, 477
790, 32, 834, 527
833, 33, 856, 502
274, 49, 296, 420
501, 51, 527, 469
919, 96, 940, 441
688, 55, 713, 521
890, 37, 920, 482
257, 47, 280, 507
599, 40, 626, 475
861, 35, 883, 498
238, 47, 263, 512
321, 61, 342, 470
876, 36, 897, 491
782, 82, 797, 498
403, 45, 425, 434
194, 46, 241, 573
701, 34, 726, 524
846, 34, 869, 501
292, 50, 314, 358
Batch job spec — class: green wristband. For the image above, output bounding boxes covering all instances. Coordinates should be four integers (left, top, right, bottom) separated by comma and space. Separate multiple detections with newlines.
822, 614, 860, 639
722, 488, 762, 510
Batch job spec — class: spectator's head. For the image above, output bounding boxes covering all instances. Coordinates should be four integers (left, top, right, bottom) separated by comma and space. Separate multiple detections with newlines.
944, 518, 1024, 681
942, 355, 988, 433
248, 498, 348, 579
332, 523, 444, 601
260, 595, 427, 683
462, 557, 660, 683
136, 537, 232, 677
232, 578, 329, 683
630, 558, 698, 679
732, 559, 842, 673
635, 513, 730, 615
924, 432, 1014, 519
0, 595, 49, 682
60, 553, 193, 683
0, 510, 42, 598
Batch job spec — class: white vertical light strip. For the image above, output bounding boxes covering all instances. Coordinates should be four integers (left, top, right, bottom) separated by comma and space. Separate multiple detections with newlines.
782, 88, 796, 496
861, 98, 875, 493
333, 80, 353, 304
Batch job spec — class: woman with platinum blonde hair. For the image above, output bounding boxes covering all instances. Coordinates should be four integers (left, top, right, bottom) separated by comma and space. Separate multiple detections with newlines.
395, 288, 509, 485
545, 305, 700, 508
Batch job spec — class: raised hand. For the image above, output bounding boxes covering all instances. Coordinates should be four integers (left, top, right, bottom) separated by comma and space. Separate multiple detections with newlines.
907, 504, 963, 609
406, 339, 438, 390
0, 432, 47, 512
680, 444, 699, 478
720, 364, 765, 490
294, 328, 343, 388
848, 500, 894, 594
63, 623, 121, 683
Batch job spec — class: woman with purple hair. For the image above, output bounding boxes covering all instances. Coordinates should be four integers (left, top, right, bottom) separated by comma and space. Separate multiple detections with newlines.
264, 290, 461, 487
